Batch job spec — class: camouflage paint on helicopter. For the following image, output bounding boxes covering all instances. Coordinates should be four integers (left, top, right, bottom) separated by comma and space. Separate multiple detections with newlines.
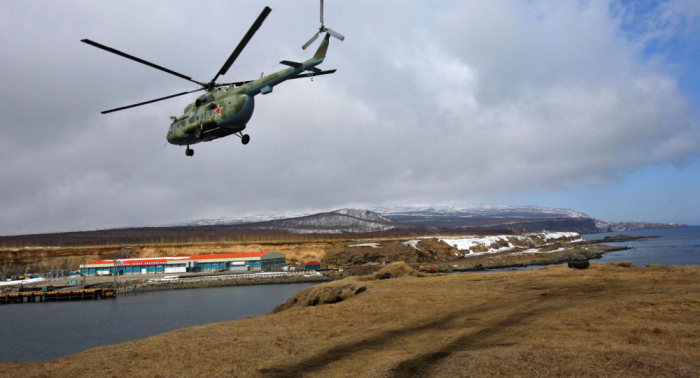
82, 2, 343, 157
166, 34, 332, 149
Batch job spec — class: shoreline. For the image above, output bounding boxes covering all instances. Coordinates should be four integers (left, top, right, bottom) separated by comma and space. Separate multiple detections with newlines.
3, 262, 698, 377
100, 242, 631, 293
448, 244, 629, 272
3, 236, 648, 295
108, 272, 336, 294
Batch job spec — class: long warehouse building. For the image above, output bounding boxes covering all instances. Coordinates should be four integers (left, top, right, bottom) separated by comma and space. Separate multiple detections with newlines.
80, 252, 286, 276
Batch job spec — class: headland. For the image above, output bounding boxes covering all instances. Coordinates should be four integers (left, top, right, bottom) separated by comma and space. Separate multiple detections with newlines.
1, 262, 698, 377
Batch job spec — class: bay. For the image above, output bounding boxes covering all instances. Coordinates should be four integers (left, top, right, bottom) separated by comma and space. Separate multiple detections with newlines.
583, 226, 700, 267
0, 282, 317, 363
473, 227, 700, 273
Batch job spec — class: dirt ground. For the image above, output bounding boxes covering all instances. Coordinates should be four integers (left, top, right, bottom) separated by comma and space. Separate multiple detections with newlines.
2, 262, 699, 377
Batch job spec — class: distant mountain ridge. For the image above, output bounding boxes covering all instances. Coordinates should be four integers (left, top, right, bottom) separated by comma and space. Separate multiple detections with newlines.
374, 204, 590, 219
0, 205, 687, 247
172, 205, 686, 234
170, 205, 599, 234
594, 219, 687, 232
237, 209, 397, 234
173, 205, 589, 227
373, 205, 597, 233
172, 212, 312, 227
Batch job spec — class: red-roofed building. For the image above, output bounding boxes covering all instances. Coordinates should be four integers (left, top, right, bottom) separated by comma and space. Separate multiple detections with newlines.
305, 260, 322, 271
80, 252, 285, 276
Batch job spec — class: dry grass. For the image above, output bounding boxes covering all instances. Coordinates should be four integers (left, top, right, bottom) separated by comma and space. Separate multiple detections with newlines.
366, 261, 432, 279
2, 262, 699, 377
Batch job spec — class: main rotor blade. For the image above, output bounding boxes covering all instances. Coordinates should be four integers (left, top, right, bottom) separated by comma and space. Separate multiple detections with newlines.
212, 6, 272, 83
320, 0, 324, 24
101, 88, 203, 114
326, 28, 345, 41
81, 39, 203, 87
302, 32, 320, 50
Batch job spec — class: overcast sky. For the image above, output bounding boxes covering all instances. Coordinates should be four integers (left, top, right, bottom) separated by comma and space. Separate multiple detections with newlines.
1, 0, 699, 236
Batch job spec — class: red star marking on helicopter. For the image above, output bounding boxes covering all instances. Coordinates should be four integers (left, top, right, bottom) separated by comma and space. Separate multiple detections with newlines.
215, 105, 223, 116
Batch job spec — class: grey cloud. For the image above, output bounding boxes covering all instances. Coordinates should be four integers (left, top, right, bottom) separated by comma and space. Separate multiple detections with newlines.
0, 0, 698, 235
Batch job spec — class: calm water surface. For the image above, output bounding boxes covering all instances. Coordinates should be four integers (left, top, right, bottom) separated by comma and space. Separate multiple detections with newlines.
0, 282, 317, 363
476, 226, 700, 273
583, 226, 700, 267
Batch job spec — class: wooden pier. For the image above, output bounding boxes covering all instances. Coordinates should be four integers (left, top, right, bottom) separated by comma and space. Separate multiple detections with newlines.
0, 288, 116, 304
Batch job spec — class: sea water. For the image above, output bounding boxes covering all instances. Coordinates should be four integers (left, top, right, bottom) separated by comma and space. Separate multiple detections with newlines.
0, 282, 317, 363
583, 226, 700, 267
473, 226, 700, 273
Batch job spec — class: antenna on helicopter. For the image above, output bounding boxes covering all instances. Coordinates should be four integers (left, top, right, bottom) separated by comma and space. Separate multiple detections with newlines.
302, 0, 345, 50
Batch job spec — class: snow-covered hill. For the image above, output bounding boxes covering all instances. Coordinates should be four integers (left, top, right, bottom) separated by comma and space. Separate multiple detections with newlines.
169, 205, 598, 233
239, 209, 397, 234
166, 205, 683, 235
170, 212, 312, 227
374, 204, 590, 219
594, 219, 687, 232
372, 205, 598, 233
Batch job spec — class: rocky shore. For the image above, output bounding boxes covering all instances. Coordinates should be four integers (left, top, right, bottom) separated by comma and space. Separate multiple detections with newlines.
446, 243, 628, 272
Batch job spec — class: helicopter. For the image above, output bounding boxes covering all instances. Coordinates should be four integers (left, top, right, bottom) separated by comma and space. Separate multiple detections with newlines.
81, 1, 344, 156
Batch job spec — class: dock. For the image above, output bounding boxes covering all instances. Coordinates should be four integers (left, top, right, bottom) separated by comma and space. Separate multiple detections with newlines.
0, 288, 116, 304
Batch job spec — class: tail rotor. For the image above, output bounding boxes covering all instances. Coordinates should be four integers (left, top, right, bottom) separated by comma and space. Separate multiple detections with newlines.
302, 0, 345, 50
302, 32, 321, 50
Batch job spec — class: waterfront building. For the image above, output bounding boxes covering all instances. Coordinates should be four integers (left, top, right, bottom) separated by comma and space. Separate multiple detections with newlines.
304, 260, 322, 270
80, 252, 286, 276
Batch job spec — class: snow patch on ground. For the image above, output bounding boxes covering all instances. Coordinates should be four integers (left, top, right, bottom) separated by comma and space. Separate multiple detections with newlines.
440, 236, 512, 253
516, 247, 573, 254
347, 243, 382, 248
402, 240, 423, 251
543, 232, 581, 242
439, 232, 581, 256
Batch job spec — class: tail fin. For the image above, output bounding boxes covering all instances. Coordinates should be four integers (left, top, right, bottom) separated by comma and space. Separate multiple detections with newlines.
313, 33, 332, 61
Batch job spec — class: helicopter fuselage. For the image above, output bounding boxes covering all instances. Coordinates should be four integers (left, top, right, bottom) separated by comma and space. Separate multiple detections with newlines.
83, 3, 343, 157
166, 35, 330, 147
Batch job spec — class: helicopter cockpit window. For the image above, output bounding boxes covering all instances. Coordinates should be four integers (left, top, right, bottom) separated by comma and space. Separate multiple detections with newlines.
195, 94, 215, 108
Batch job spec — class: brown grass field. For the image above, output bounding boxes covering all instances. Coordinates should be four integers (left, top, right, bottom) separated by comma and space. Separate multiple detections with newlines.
2, 262, 699, 377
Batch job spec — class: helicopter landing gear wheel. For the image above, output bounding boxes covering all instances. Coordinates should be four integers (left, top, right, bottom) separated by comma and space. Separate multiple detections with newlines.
194, 127, 203, 140
185, 147, 194, 157
241, 134, 250, 145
